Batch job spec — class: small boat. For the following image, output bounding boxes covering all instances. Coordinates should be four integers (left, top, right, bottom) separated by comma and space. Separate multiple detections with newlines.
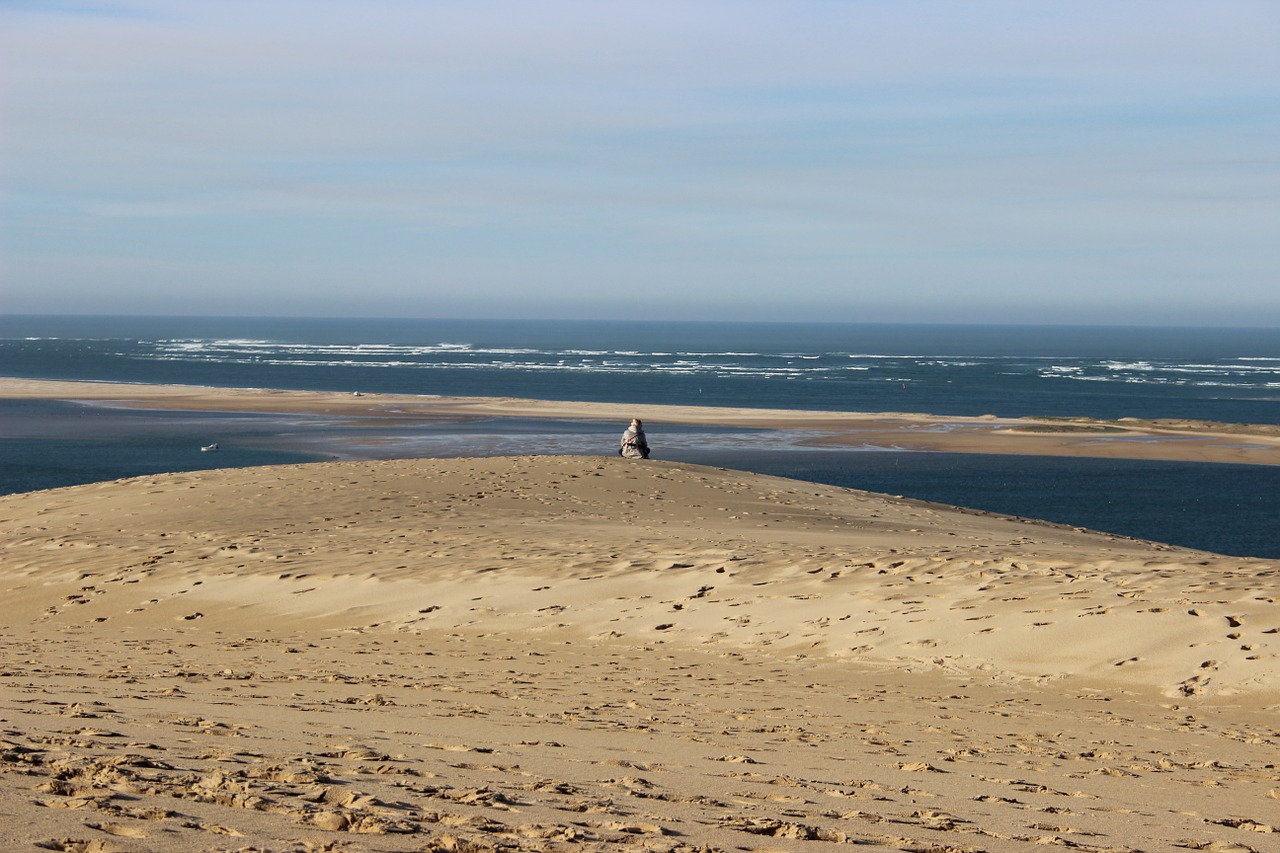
201, 443, 219, 452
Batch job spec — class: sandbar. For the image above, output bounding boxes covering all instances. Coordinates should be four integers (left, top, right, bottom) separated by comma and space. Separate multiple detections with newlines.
4, 376, 1279, 465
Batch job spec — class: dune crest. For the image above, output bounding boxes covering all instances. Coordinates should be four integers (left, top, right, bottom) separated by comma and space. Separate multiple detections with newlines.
5, 455, 1274, 697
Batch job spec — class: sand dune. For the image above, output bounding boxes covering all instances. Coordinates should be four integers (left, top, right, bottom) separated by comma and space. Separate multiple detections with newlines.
3, 455, 1277, 852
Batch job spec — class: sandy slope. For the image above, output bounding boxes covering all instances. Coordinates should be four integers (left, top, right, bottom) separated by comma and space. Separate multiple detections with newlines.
2, 455, 1277, 852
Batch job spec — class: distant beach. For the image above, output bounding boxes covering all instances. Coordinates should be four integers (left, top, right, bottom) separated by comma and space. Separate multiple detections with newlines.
4, 377, 1279, 465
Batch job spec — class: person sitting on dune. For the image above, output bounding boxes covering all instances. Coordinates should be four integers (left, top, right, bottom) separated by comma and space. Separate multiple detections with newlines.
620, 418, 650, 459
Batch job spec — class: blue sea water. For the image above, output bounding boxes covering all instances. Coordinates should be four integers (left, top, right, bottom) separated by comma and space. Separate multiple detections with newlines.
667, 448, 1280, 560
2, 315, 1277, 557
3, 314, 1278, 421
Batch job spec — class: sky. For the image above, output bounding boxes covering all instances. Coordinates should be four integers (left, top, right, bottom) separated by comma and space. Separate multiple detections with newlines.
2, 1, 1278, 326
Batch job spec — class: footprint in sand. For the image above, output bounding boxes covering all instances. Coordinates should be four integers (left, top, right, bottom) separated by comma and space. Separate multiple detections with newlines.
85, 823, 149, 839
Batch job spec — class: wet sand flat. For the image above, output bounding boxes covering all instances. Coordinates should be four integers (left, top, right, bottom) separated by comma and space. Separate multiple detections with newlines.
4, 377, 1279, 465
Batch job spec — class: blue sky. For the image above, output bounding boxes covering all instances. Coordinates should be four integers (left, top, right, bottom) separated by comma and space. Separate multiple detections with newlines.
2, 1, 1278, 325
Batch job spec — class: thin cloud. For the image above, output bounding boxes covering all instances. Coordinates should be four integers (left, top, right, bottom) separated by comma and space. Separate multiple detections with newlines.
2, 0, 1277, 323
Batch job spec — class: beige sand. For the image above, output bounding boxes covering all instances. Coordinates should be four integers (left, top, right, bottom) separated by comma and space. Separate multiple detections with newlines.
4, 377, 1279, 465
2, 455, 1277, 852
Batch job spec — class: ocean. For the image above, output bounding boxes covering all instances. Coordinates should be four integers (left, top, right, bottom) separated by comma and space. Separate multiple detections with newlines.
2, 315, 1278, 557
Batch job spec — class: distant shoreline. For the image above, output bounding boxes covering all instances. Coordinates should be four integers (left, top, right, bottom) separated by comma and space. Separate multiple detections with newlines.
4, 376, 1278, 467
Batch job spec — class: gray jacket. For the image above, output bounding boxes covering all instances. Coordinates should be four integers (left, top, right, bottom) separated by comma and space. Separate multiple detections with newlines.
620, 426, 648, 458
